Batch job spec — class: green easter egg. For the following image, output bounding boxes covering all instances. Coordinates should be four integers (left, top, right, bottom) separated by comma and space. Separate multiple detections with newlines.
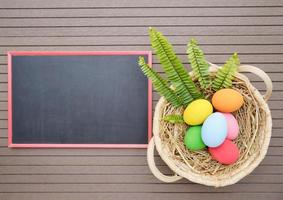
184, 126, 206, 151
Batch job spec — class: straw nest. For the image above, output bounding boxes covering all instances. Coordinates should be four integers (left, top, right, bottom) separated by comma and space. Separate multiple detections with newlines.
149, 66, 273, 187
158, 76, 266, 176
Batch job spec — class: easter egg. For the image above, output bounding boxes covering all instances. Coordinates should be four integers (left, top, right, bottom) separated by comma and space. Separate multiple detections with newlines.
183, 99, 213, 125
201, 112, 227, 147
212, 89, 244, 112
209, 139, 240, 165
222, 113, 239, 140
184, 126, 206, 151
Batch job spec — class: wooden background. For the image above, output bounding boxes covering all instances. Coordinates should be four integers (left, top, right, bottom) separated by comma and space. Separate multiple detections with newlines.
0, 0, 282, 199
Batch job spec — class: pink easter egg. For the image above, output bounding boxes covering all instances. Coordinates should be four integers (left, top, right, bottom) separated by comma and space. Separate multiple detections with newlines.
222, 113, 239, 140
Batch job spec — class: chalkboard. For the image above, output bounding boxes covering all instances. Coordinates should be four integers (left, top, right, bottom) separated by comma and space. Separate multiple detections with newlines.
8, 52, 152, 148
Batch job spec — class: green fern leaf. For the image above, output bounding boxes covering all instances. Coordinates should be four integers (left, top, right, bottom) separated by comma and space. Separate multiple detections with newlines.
212, 53, 240, 91
138, 56, 182, 107
187, 39, 211, 89
149, 27, 203, 106
163, 114, 184, 123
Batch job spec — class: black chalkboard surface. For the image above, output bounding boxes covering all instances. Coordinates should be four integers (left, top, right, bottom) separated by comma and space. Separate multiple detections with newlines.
8, 52, 152, 148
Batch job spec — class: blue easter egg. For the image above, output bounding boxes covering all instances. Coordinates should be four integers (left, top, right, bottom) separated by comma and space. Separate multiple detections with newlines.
201, 112, 227, 147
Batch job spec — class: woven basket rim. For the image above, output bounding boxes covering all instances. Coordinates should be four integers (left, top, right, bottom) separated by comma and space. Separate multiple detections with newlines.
151, 66, 272, 187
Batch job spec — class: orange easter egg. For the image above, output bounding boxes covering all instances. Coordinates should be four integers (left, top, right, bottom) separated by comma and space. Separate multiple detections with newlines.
212, 89, 244, 112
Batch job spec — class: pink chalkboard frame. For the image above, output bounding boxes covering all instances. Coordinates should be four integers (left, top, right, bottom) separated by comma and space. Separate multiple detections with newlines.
8, 51, 152, 148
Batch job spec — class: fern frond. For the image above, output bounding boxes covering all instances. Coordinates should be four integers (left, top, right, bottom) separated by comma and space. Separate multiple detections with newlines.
149, 27, 203, 106
138, 56, 182, 107
212, 53, 240, 91
187, 39, 211, 89
163, 114, 184, 123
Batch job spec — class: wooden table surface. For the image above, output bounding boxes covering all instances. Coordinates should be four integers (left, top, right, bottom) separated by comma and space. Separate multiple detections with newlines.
0, 0, 282, 199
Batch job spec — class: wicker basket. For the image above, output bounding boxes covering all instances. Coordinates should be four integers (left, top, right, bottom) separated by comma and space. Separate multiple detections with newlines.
147, 64, 272, 187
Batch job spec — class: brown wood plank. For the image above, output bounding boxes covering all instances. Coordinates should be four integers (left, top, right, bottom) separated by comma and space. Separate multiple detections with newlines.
0, 129, 7, 138
0, 174, 281, 184
0, 84, 7, 91
0, 193, 281, 200
0, 155, 281, 166
0, 148, 148, 156
0, 111, 7, 119
0, 146, 281, 156
0, 93, 7, 101
0, 155, 150, 166
1, 35, 283, 45
0, 164, 281, 175
2, 174, 283, 184
0, 75, 7, 82
2, 54, 283, 67
272, 129, 283, 138
1, 45, 283, 54
154, 63, 283, 73
157, 69, 283, 79
1, 26, 283, 36
0, 7, 283, 18
2, 59, 283, 71
1, 17, 283, 27
0, 183, 282, 193
1, 138, 283, 148
1, 0, 283, 8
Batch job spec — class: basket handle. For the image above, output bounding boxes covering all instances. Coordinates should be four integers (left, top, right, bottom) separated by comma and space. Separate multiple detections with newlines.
238, 65, 273, 102
147, 137, 182, 183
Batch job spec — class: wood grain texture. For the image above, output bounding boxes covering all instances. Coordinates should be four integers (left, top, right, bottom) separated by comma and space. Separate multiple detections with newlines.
1, 26, 283, 36
1, 0, 283, 8
0, 193, 281, 200
0, 0, 282, 199
0, 7, 283, 18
